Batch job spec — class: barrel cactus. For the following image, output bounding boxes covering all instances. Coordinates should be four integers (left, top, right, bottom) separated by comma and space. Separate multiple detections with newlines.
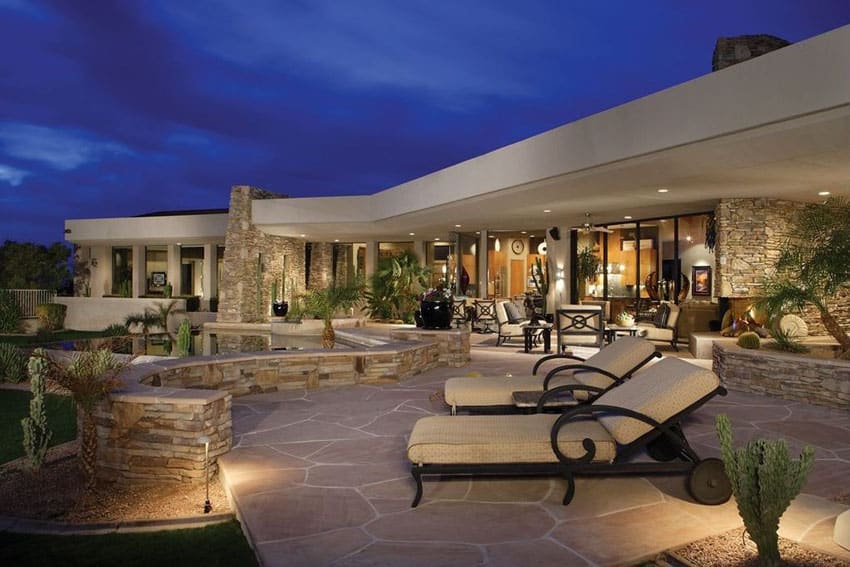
736, 331, 761, 349
716, 414, 815, 567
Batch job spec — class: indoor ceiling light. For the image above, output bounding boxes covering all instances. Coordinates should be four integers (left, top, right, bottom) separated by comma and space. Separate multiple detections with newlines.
818, 191, 831, 196
334, 239, 339, 242
494, 238, 501, 252
657, 188, 669, 193
299, 234, 306, 238
543, 209, 551, 213
434, 237, 440, 241
520, 231, 527, 234
409, 232, 415, 236
624, 215, 633, 219
455, 224, 462, 228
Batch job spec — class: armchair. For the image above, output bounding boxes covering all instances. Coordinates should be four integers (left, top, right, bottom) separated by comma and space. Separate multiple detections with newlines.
636, 301, 680, 351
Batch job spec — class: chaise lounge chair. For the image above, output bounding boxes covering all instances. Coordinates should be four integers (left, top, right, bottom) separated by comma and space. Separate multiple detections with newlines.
407, 357, 731, 508
443, 336, 660, 414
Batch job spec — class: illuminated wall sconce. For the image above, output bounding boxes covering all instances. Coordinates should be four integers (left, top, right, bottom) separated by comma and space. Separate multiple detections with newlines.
555, 268, 565, 280
494, 238, 501, 252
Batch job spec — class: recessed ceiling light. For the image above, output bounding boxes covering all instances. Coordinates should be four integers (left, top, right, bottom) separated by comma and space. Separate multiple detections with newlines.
623, 215, 633, 220
818, 191, 831, 196
475, 231, 480, 235
434, 237, 440, 241
489, 235, 494, 238
300, 234, 306, 238
529, 234, 535, 238
334, 239, 339, 242
409, 232, 415, 236
543, 209, 551, 213
520, 231, 527, 234
455, 224, 462, 228
657, 188, 669, 193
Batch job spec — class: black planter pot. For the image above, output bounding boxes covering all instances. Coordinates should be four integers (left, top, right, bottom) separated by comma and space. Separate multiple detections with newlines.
414, 310, 424, 328
272, 301, 289, 317
420, 300, 452, 329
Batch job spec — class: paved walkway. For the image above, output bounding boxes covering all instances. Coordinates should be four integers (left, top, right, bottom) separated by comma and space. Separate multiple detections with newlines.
219, 341, 850, 566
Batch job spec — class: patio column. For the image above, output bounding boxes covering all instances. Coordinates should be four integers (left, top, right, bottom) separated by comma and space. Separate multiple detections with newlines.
412, 240, 426, 266
203, 243, 217, 300
167, 245, 182, 296
547, 225, 571, 310
364, 240, 378, 282
132, 244, 145, 298
477, 230, 488, 298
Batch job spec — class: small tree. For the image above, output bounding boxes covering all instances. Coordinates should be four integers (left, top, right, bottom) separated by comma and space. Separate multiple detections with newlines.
716, 414, 814, 567
302, 279, 364, 349
21, 350, 52, 470
758, 197, 850, 357
39, 349, 124, 490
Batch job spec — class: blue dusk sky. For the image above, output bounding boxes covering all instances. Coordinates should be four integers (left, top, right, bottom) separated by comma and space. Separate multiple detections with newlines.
1, 0, 848, 244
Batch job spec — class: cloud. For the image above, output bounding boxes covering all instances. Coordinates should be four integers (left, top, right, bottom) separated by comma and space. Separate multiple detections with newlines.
0, 164, 29, 186
0, 122, 132, 171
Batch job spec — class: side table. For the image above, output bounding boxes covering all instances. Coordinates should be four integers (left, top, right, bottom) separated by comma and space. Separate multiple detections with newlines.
523, 324, 552, 353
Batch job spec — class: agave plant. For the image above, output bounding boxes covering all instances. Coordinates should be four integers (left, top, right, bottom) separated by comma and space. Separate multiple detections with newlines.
37, 348, 126, 490
301, 279, 364, 348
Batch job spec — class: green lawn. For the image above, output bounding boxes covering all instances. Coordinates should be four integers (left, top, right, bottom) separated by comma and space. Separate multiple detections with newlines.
0, 389, 77, 464
0, 520, 258, 566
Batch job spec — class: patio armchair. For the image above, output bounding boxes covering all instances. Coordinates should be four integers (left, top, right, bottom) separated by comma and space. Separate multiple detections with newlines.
408, 357, 731, 508
443, 336, 659, 413
473, 299, 497, 333
495, 300, 530, 346
636, 301, 680, 351
452, 297, 470, 328
555, 304, 604, 351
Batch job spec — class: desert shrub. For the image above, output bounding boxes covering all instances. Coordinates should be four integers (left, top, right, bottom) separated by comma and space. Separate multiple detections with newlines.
767, 327, 809, 354
716, 414, 814, 567
102, 323, 129, 336
736, 332, 760, 349
0, 289, 21, 333
35, 303, 67, 331
0, 342, 26, 383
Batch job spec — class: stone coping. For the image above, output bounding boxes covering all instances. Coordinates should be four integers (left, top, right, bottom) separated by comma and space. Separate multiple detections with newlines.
0, 513, 235, 535
691, 331, 840, 359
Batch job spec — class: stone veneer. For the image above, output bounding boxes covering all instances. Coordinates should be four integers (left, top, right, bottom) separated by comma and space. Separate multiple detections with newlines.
93, 331, 469, 483
217, 186, 306, 323
711, 34, 791, 71
713, 343, 850, 409
715, 198, 850, 336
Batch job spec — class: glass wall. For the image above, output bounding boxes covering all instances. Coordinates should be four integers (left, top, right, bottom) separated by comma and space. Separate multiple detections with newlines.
574, 212, 715, 317
425, 241, 455, 289
111, 247, 132, 295
457, 233, 478, 297
181, 246, 204, 297
145, 245, 167, 295
378, 241, 414, 259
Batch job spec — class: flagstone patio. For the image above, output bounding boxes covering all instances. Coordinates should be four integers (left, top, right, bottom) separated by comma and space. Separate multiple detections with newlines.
218, 340, 850, 566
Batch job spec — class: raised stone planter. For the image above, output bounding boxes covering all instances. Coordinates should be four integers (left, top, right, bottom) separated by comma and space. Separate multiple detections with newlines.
713, 343, 850, 409
94, 332, 469, 484
389, 328, 471, 367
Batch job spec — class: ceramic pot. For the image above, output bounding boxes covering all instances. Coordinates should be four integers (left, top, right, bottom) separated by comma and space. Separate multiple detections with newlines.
272, 301, 289, 317
420, 300, 452, 329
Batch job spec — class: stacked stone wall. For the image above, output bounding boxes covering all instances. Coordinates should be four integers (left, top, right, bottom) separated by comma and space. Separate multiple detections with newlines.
95, 388, 231, 483
715, 198, 850, 336
713, 343, 849, 409
217, 186, 306, 323
712, 34, 790, 71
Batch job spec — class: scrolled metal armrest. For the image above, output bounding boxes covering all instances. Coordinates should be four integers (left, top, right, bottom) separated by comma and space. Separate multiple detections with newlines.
532, 353, 585, 375
542, 364, 621, 390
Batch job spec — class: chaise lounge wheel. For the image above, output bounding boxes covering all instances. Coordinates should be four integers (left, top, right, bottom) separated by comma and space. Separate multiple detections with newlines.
688, 458, 732, 505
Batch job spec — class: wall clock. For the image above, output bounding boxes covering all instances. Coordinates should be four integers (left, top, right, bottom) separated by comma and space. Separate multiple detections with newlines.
511, 239, 524, 254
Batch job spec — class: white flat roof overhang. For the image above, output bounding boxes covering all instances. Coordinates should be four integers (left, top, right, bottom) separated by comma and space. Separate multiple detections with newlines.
65, 213, 229, 246
253, 25, 850, 242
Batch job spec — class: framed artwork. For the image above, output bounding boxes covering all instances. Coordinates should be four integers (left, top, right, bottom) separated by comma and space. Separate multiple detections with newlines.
151, 271, 167, 287
692, 266, 712, 297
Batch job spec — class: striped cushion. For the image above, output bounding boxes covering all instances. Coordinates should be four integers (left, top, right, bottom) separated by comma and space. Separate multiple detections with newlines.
407, 414, 616, 464
595, 357, 720, 445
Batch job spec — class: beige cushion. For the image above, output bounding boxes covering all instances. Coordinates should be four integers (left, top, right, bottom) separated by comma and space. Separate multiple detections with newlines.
779, 314, 808, 338
443, 336, 656, 406
595, 357, 720, 446
407, 414, 617, 465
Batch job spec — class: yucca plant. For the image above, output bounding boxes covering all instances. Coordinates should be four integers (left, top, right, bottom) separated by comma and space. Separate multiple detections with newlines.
302, 279, 364, 348
757, 197, 850, 357
37, 348, 125, 490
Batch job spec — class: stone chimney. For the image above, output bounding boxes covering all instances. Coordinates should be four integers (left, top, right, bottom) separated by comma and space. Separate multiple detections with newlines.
712, 34, 791, 71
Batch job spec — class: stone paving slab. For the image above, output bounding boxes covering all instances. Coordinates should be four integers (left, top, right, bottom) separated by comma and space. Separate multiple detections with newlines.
220, 344, 850, 566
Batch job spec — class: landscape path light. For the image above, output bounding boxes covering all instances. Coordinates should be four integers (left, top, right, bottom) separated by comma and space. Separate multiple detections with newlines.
198, 434, 212, 514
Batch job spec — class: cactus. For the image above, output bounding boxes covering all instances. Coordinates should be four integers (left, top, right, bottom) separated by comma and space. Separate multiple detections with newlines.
176, 319, 191, 357
530, 256, 549, 314
736, 331, 761, 349
21, 350, 53, 470
716, 414, 814, 567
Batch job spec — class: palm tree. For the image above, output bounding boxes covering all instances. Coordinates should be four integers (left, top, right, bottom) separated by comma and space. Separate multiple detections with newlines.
758, 196, 850, 357
153, 300, 185, 332
124, 311, 159, 337
39, 349, 125, 490
302, 279, 364, 348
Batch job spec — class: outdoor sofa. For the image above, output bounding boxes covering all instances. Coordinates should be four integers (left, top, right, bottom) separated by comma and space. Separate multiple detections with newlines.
407, 357, 731, 508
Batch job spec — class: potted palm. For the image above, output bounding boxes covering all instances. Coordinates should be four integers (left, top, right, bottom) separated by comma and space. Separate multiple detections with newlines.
419, 284, 453, 329
576, 247, 600, 300
301, 279, 364, 348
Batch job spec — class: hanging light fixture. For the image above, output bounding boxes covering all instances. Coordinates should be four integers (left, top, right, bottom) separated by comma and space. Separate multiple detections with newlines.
494, 238, 501, 252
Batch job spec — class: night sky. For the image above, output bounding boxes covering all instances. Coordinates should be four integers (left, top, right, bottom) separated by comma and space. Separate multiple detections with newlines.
1, 1, 847, 245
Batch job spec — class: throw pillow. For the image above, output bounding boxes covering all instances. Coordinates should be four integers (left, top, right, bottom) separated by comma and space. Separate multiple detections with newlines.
653, 304, 671, 328
503, 301, 524, 324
